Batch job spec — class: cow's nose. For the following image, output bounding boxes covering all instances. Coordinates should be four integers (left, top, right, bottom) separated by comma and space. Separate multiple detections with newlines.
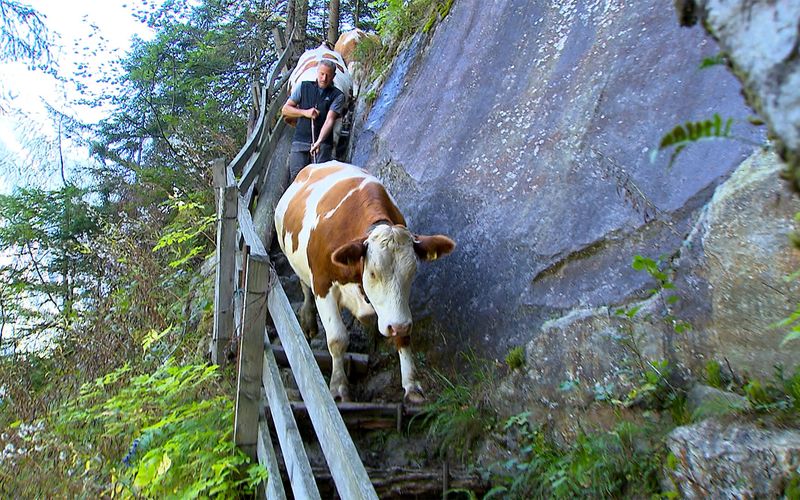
388, 322, 412, 337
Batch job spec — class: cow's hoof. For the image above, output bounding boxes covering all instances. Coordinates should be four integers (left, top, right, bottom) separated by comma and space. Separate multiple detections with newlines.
330, 384, 351, 403
404, 387, 425, 405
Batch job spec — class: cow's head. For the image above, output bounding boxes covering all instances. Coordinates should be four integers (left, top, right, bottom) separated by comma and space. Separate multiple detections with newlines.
331, 224, 455, 338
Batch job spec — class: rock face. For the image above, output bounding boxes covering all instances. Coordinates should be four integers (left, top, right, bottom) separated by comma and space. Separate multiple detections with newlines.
677, 0, 800, 191
666, 418, 800, 498
685, 384, 749, 420
519, 151, 800, 405
350, 0, 800, 390
678, 152, 800, 379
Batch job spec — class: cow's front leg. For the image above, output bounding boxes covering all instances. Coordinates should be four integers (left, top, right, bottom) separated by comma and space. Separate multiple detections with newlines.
316, 293, 350, 402
299, 282, 318, 340
396, 336, 424, 404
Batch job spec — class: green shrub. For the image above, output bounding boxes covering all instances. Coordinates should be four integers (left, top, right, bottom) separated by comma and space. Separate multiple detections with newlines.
704, 360, 724, 389
485, 414, 665, 498
0, 361, 265, 497
505, 346, 525, 370
744, 379, 772, 407
414, 354, 497, 460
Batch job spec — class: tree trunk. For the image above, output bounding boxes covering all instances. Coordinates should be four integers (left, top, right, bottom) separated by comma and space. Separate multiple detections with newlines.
354, 0, 360, 29
286, 0, 296, 40
327, 0, 340, 46
291, 0, 309, 66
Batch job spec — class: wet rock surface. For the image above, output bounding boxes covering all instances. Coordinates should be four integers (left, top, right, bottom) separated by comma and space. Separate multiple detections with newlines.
351, 0, 765, 368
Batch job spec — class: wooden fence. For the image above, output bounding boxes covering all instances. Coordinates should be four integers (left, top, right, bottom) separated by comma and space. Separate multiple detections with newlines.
209, 36, 379, 499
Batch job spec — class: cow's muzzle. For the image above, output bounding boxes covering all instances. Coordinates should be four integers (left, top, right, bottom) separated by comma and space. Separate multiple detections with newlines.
386, 322, 412, 337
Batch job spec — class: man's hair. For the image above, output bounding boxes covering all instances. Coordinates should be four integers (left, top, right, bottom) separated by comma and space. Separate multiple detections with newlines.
319, 59, 337, 73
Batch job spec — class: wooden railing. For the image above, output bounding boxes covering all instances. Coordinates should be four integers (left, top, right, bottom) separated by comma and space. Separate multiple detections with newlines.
209, 36, 379, 499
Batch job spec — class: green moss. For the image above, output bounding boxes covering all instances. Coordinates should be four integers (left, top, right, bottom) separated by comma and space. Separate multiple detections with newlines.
704, 360, 724, 389
505, 346, 525, 370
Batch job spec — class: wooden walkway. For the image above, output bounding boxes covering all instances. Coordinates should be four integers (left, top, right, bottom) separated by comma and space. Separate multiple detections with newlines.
209, 31, 486, 499
208, 33, 379, 499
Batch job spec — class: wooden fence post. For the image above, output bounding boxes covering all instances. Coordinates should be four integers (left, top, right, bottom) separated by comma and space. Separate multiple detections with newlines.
211, 158, 227, 208
234, 255, 269, 461
211, 184, 238, 366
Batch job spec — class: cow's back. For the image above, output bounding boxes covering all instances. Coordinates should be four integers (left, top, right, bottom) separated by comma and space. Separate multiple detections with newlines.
275, 161, 403, 296
288, 45, 352, 99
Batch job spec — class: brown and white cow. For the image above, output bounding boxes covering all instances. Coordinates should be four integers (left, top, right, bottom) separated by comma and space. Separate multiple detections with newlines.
333, 29, 381, 98
334, 28, 380, 66
274, 161, 455, 403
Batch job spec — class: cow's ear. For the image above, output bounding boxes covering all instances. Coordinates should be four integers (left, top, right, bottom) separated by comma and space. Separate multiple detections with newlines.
413, 235, 455, 262
331, 238, 367, 267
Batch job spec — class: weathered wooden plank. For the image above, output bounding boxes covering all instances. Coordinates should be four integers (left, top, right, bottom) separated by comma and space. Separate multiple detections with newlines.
237, 195, 269, 260
229, 82, 269, 176
272, 27, 286, 52
268, 284, 379, 500
226, 166, 236, 190
255, 119, 287, 188
247, 83, 263, 137
228, 128, 264, 177
238, 148, 262, 194
255, 120, 288, 202
257, 418, 287, 500
270, 345, 369, 378
241, 179, 256, 214
271, 71, 293, 102
238, 83, 290, 194
289, 401, 422, 416
262, 341, 321, 500
211, 185, 238, 366
288, 401, 423, 432
267, 42, 294, 98
312, 466, 490, 499
251, 83, 262, 117
262, 81, 289, 132
233, 247, 245, 345
251, 121, 291, 250
234, 256, 269, 461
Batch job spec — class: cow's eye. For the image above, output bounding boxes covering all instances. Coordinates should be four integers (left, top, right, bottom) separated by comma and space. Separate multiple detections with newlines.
369, 271, 377, 280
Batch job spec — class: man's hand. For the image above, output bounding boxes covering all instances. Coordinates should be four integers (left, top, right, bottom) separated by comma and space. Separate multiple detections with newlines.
310, 141, 321, 156
305, 107, 320, 120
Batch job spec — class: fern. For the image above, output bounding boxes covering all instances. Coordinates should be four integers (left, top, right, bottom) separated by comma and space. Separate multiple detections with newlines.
650, 113, 733, 168
55, 361, 266, 497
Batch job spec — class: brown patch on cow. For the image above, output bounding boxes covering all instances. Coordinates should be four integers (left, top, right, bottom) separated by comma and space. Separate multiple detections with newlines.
282, 164, 348, 252
393, 335, 411, 350
308, 178, 406, 297
306, 163, 346, 184
299, 59, 318, 77
335, 29, 381, 66
320, 53, 346, 73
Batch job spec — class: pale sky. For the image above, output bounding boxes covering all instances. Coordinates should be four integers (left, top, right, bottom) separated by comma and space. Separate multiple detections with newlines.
0, 0, 155, 192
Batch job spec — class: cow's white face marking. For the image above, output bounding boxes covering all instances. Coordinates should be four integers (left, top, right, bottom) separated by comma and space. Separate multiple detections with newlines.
362, 225, 418, 337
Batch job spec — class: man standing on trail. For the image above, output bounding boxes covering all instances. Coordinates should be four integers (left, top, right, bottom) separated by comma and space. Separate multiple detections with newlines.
281, 59, 345, 181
